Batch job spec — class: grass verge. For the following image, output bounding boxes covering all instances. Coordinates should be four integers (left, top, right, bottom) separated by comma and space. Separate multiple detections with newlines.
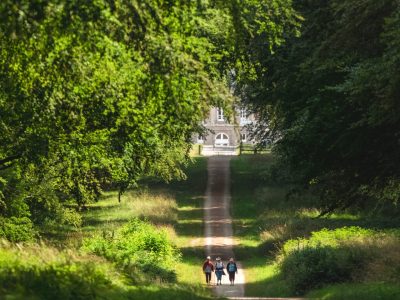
307, 282, 400, 300
0, 240, 213, 300
146, 157, 208, 289
1, 157, 211, 300
230, 154, 400, 297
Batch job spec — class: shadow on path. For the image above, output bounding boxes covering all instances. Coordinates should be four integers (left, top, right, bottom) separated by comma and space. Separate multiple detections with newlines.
204, 156, 245, 298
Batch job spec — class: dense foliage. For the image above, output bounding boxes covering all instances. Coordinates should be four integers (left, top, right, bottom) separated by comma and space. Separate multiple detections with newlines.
241, 0, 400, 212
0, 239, 210, 300
0, 0, 298, 240
83, 218, 179, 282
0, 242, 115, 299
280, 227, 400, 295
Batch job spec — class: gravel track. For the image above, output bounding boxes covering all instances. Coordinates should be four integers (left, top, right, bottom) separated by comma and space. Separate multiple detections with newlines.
204, 156, 245, 298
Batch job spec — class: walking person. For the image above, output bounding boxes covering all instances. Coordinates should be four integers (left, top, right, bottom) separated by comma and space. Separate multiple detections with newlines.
226, 258, 238, 286
202, 256, 214, 285
214, 257, 225, 285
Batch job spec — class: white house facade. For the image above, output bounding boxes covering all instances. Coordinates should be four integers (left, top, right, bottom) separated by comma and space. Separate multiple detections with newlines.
195, 106, 256, 156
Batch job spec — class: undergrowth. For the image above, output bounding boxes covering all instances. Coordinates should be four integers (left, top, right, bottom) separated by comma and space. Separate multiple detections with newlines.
280, 227, 400, 294
0, 240, 119, 299
0, 240, 211, 300
0, 158, 210, 299
231, 154, 400, 298
82, 218, 179, 283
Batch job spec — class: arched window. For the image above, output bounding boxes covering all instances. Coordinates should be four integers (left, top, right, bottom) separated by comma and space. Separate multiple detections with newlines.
215, 133, 229, 146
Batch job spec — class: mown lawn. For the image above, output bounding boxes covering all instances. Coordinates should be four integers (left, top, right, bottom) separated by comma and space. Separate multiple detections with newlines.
230, 154, 400, 299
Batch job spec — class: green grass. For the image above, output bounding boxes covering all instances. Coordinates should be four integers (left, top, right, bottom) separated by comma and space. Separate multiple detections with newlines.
0, 239, 216, 300
231, 154, 292, 296
26, 157, 211, 299
307, 282, 400, 300
12, 153, 399, 299
239, 256, 291, 297
40, 189, 178, 248
230, 154, 400, 297
147, 158, 208, 288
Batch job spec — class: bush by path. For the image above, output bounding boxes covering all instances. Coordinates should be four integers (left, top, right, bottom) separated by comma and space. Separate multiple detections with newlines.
82, 218, 180, 283
230, 154, 400, 298
279, 227, 400, 295
0, 241, 117, 299
0, 237, 209, 300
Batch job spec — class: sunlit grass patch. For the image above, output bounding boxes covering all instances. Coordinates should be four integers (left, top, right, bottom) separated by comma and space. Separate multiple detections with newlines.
231, 154, 400, 297
0, 240, 212, 300
123, 190, 178, 223
279, 227, 400, 294
178, 219, 203, 224
295, 208, 361, 221
243, 257, 291, 297
143, 157, 209, 295
179, 206, 200, 211
81, 188, 177, 222
9, 157, 211, 299
176, 256, 206, 287
41, 188, 180, 245
0, 240, 125, 299
307, 282, 400, 300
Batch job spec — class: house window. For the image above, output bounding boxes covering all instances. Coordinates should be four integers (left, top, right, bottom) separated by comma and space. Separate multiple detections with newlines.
241, 133, 247, 142
240, 108, 247, 120
217, 108, 224, 121
197, 135, 204, 144
240, 108, 249, 124
215, 133, 229, 146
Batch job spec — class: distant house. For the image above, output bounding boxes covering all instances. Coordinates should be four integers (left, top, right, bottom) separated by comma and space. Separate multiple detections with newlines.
195, 106, 257, 156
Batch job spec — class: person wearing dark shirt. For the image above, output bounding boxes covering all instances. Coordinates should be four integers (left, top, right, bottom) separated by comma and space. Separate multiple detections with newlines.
226, 257, 238, 286
202, 256, 214, 285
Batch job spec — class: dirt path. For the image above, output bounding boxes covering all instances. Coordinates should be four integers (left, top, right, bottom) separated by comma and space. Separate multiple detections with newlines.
204, 156, 245, 298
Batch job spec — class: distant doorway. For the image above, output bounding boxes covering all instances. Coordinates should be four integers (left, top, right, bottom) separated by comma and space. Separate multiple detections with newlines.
215, 133, 229, 146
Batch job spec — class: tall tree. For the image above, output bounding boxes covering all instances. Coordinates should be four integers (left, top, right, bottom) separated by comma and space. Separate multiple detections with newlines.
0, 0, 299, 236
242, 0, 400, 213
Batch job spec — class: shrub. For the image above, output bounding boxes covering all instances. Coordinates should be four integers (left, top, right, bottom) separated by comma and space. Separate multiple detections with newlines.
279, 227, 400, 295
28, 193, 83, 228
282, 226, 375, 254
281, 246, 359, 294
0, 243, 115, 300
0, 242, 208, 300
0, 216, 36, 242
58, 207, 83, 227
82, 218, 180, 283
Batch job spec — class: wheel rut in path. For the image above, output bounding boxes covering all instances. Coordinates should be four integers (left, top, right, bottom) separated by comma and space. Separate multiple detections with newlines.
204, 156, 245, 298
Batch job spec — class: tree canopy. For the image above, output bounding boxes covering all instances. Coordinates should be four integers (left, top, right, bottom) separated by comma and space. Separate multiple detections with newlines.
240, 0, 400, 213
0, 0, 299, 236
4, 0, 395, 235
